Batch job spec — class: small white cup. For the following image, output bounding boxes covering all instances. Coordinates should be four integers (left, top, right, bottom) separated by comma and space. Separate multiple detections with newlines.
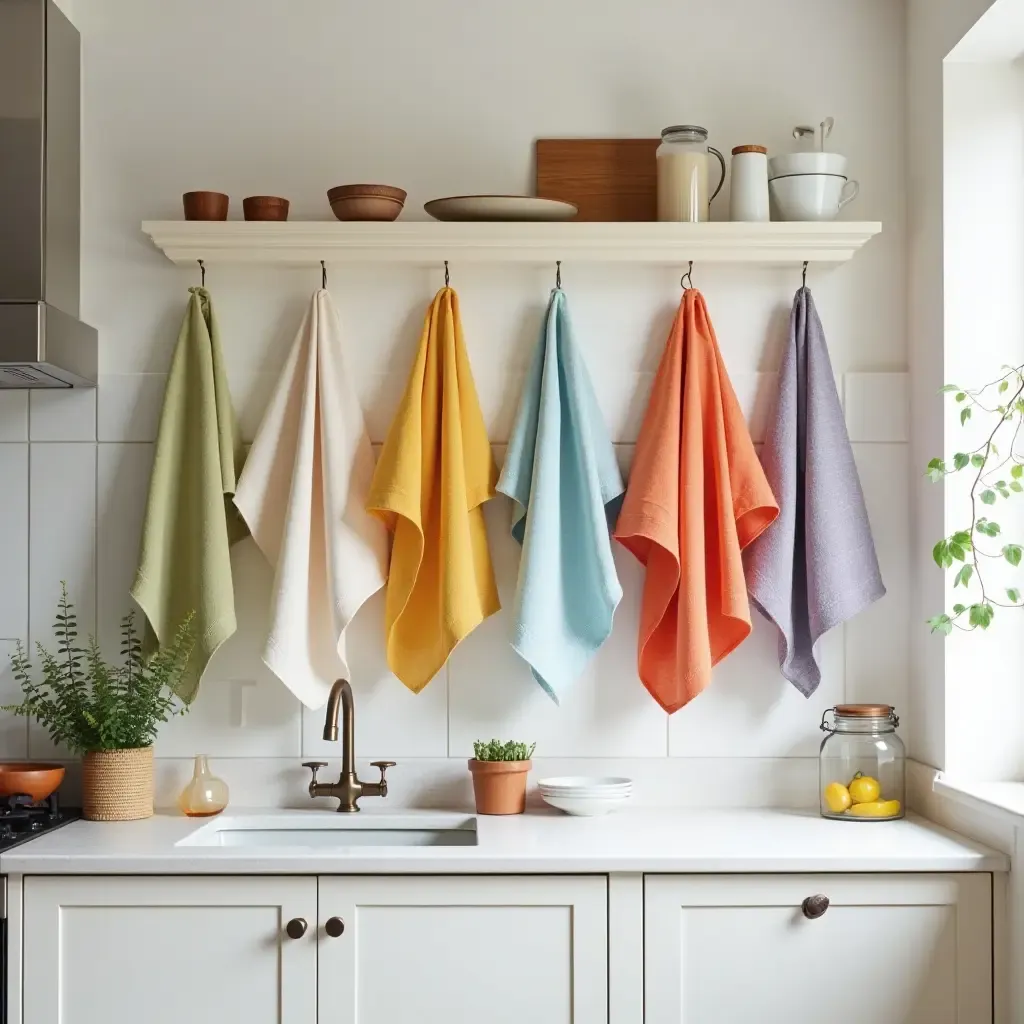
768, 151, 847, 178
769, 173, 859, 221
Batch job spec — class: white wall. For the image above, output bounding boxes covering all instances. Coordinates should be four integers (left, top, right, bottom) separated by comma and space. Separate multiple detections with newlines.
0, 0, 909, 808
906, 0, 999, 770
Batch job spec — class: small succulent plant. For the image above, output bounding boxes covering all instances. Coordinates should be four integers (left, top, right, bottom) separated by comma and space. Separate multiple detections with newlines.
472, 739, 536, 762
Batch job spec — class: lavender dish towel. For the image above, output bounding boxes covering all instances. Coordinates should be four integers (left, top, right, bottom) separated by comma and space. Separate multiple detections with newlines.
744, 286, 885, 697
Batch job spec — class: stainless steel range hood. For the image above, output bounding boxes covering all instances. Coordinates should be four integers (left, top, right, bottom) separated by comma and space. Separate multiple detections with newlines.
0, 0, 96, 388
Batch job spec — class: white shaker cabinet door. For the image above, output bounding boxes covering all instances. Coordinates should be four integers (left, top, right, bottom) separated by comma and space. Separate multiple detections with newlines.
23, 875, 317, 1024
645, 873, 991, 1024
317, 875, 607, 1024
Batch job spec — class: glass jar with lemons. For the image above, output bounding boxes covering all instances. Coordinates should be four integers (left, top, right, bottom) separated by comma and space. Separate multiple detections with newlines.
819, 705, 904, 821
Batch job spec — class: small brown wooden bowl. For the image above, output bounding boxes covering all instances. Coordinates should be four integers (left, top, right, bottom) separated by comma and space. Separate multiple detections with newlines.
243, 195, 290, 221
0, 763, 65, 802
183, 191, 229, 221
327, 184, 406, 221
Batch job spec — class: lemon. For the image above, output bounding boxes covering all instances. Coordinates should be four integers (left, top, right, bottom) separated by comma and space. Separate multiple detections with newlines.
847, 799, 901, 818
823, 782, 852, 813
848, 774, 881, 804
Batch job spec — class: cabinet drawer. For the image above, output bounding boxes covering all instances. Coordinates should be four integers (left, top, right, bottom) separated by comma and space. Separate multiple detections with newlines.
644, 873, 991, 1024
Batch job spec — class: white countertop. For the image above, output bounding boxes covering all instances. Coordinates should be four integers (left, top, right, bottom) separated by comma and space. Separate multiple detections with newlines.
0, 807, 1007, 875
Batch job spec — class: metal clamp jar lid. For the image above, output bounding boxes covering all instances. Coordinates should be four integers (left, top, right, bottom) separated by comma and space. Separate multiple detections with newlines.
821, 704, 899, 733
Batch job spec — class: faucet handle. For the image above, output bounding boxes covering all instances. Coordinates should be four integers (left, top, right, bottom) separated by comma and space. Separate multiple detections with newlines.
370, 761, 397, 795
302, 761, 328, 786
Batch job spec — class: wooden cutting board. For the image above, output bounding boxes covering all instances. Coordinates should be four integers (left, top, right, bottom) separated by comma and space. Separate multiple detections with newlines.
535, 138, 660, 221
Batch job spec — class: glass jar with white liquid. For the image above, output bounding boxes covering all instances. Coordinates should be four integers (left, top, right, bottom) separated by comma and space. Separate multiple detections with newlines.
656, 125, 726, 223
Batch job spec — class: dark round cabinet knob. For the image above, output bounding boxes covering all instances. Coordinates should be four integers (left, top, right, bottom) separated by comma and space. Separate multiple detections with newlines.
325, 916, 345, 938
801, 895, 830, 920
285, 917, 308, 939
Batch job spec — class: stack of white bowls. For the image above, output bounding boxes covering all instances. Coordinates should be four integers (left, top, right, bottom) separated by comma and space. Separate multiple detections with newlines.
767, 152, 859, 222
538, 776, 633, 816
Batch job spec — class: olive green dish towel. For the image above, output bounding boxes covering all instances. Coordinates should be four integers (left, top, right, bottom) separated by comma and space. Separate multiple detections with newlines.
130, 287, 247, 703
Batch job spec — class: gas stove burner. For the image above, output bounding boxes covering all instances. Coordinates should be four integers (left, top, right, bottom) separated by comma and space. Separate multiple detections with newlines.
0, 790, 80, 853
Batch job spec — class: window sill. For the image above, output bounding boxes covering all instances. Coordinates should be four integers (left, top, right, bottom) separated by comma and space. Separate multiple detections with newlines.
933, 774, 1024, 827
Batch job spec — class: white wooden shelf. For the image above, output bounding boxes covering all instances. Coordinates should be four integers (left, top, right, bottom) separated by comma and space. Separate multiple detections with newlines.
141, 220, 882, 267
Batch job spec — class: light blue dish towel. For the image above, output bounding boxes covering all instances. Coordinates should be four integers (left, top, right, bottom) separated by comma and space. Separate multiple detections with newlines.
497, 288, 625, 702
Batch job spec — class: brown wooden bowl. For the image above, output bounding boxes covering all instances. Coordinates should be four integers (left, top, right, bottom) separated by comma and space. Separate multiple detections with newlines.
0, 763, 65, 801
243, 195, 290, 221
327, 184, 406, 222
183, 191, 229, 221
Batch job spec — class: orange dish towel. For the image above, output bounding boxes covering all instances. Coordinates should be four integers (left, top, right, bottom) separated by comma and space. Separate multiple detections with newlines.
367, 287, 500, 692
614, 289, 779, 713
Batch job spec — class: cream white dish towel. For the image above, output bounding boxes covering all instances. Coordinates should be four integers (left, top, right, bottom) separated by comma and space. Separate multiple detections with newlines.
234, 289, 388, 708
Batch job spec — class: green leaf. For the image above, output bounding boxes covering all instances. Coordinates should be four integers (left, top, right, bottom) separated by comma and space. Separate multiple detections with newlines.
972, 454, 986, 468
953, 603, 966, 615
976, 518, 1001, 537
968, 603, 995, 629
933, 540, 952, 569
961, 407, 972, 425
956, 392, 967, 403
926, 458, 946, 482
1004, 544, 1023, 567
927, 614, 953, 636
981, 489, 997, 505
952, 452, 969, 470
940, 385, 960, 393
1008, 589, 1021, 603
954, 564, 974, 588
992, 442, 1000, 456
1012, 465, 1023, 480
949, 542, 966, 561
1000, 380, 1010, 393
1012, 482, 1023, 493
951, 530, 972, 547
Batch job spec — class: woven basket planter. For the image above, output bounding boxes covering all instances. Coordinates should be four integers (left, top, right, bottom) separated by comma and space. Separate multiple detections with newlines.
82, 747, 154, 821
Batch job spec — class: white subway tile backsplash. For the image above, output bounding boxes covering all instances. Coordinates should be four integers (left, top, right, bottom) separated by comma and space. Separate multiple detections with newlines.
96, 443, 154, 654
156, 540, 303, 757
0, 445, 29, 638
0, 641, 29, 758
97, 374, 166, 442
447, 497, 669, 758
300, 589, 450, 760
28, 443, 97, 758
29, 388, 97, 441
0, 392, 28, 441
846, 444, 911, 739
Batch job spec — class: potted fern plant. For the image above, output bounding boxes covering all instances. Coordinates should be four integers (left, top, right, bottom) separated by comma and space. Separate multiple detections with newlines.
4, 584, 193, 821
468, 739, 536, 815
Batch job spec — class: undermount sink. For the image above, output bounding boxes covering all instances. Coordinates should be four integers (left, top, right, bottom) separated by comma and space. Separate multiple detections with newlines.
177, 813, 478, 849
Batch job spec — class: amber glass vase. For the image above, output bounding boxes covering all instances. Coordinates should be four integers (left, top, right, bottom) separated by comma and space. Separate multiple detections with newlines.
177, 755, 229, 817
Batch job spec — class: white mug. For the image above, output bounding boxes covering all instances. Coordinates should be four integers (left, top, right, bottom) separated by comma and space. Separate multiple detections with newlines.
769, 173, 859, 222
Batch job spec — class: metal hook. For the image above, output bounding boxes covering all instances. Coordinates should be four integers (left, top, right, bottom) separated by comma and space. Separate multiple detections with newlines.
197, 259, 205, 288
321, 260, 327, 290
555, 261, 562, 289
444, 261, 450, 288
680, 261, 694, 290
802, 260, 808, 288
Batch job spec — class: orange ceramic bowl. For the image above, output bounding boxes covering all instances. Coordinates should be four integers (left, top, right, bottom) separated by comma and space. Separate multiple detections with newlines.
0, 763, 65, 801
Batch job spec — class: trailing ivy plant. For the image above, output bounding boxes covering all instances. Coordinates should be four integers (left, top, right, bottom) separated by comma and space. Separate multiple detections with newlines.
3, 583, 194, 753
472, 739, 537, 762
927, 366, 1024, 634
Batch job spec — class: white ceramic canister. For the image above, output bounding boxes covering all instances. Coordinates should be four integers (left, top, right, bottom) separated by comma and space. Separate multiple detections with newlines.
729, 144, 770, 222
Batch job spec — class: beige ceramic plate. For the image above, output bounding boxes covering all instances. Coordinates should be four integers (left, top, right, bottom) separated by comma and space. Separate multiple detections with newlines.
424, 195, 578, 222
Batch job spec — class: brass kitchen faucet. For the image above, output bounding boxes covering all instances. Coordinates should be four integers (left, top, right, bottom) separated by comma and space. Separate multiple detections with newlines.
302, 679, 396, 812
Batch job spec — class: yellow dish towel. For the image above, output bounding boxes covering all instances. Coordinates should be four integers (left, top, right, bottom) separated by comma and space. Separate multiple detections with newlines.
367, 286, 500, 692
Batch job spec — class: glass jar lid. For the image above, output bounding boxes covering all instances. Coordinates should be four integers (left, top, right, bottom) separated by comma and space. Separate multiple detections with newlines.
835, 704, 893, 717
661, 125, 709, 142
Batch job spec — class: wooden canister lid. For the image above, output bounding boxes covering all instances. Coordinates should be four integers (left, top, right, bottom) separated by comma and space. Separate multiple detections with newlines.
835, 704, 893, 717
731, 144, 767, 155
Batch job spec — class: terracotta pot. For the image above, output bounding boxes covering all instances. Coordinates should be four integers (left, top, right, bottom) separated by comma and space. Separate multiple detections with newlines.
82, 747, 154, 821
0, 762, 64, 802
182, 190, 229, 221
468, 759, 531, 815
242, 195, 290, 221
